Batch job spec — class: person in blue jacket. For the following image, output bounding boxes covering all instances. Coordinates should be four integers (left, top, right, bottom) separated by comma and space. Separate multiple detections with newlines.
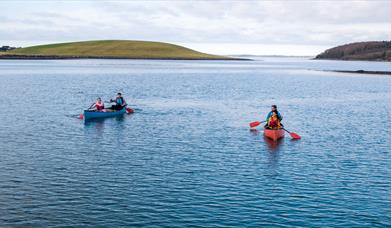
110, 92, 127, 110
265, 105, 283, 128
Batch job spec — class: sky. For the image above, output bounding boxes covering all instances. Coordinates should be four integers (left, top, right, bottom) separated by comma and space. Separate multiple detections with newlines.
1, 0, 391, 56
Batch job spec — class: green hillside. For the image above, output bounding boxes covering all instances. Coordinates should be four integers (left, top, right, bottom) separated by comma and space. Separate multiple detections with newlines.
1, 40, 235, 60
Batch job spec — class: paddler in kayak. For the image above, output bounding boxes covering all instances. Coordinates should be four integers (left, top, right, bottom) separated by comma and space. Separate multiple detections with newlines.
110, 92, 127, 110
91, 97, 105, 111
265, 105, 283, 129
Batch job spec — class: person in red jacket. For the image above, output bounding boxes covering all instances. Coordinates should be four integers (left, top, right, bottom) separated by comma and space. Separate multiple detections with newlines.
91, 97, 104, 111
267, 111, 281, 129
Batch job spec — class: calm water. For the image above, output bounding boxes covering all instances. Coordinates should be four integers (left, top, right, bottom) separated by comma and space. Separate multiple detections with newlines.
0, 58, 390, 227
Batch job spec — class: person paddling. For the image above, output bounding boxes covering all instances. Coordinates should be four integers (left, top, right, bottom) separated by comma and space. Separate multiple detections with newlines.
249, 105, 301, 139
110, 92, 127, 110
265, 105, 283, 129
267, 111, 281, 129
91, 97, 105, 111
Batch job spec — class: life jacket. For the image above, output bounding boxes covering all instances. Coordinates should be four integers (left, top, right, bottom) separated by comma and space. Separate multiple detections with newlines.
267, 115, 281, 129
266, 111, 282, 121
115, 97, 124, 106
95, 101, 104, 111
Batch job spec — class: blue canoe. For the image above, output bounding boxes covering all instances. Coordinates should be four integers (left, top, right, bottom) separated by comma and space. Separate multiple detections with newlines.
84, 106, 127, 120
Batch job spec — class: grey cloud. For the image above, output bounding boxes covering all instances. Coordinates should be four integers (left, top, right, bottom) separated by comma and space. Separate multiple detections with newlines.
0, 0, 390, 47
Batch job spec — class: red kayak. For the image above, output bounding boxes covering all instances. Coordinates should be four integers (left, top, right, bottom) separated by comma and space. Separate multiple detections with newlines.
264, 128, 285, 141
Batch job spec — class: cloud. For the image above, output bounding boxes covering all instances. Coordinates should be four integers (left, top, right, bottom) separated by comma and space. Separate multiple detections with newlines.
0, 0, 390, 54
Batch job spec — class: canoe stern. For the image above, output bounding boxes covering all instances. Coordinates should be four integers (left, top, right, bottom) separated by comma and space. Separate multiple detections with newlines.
264, 129, 285, 141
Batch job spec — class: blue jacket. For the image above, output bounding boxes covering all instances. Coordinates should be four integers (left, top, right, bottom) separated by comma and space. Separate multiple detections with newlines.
116, 97, 124, 106
111, 97, 126, 106
266, 111, 282, 122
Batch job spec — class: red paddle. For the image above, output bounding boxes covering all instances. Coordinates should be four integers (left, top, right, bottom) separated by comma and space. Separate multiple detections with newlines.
126, 107, 134, 114
282, 128, 301, 139
249, 120, 266, 128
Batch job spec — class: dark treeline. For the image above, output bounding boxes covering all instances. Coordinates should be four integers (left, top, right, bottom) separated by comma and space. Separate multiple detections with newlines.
315, 41, 391, 61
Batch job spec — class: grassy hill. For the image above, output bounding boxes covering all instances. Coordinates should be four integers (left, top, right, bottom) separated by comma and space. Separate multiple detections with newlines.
0, 40, 237, 60
315, 41, 391, 61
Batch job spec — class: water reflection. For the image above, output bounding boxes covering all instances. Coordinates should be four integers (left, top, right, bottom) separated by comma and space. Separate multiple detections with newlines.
263, 136, 284, 152
83, 115, 129, 138
264, 137, 284, 174
84, 118, 106, 136
249, 128, 260, 136
84, 115, 126, 125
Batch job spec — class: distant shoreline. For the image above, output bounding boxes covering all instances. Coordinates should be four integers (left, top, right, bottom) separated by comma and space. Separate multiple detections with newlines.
328, 70, 391, 75
0, 54, 250, 61
313, 58, 391, 62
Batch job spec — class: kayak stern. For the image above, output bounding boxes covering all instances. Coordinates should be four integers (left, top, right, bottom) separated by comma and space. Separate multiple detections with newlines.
264, 128, 285, 141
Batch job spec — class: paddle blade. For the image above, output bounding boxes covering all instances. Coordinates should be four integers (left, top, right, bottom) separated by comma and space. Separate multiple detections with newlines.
249, 121, 261, 128
79, 114, 84, 120
290, 132, 301, 139
126, 107, 134, 114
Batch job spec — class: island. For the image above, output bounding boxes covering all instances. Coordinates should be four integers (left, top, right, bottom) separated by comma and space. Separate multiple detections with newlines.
315, 41, 391, 61
0, 40, 244, 60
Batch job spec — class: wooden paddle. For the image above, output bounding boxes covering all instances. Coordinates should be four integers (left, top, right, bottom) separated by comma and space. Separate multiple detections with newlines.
282, 128, 301, 139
